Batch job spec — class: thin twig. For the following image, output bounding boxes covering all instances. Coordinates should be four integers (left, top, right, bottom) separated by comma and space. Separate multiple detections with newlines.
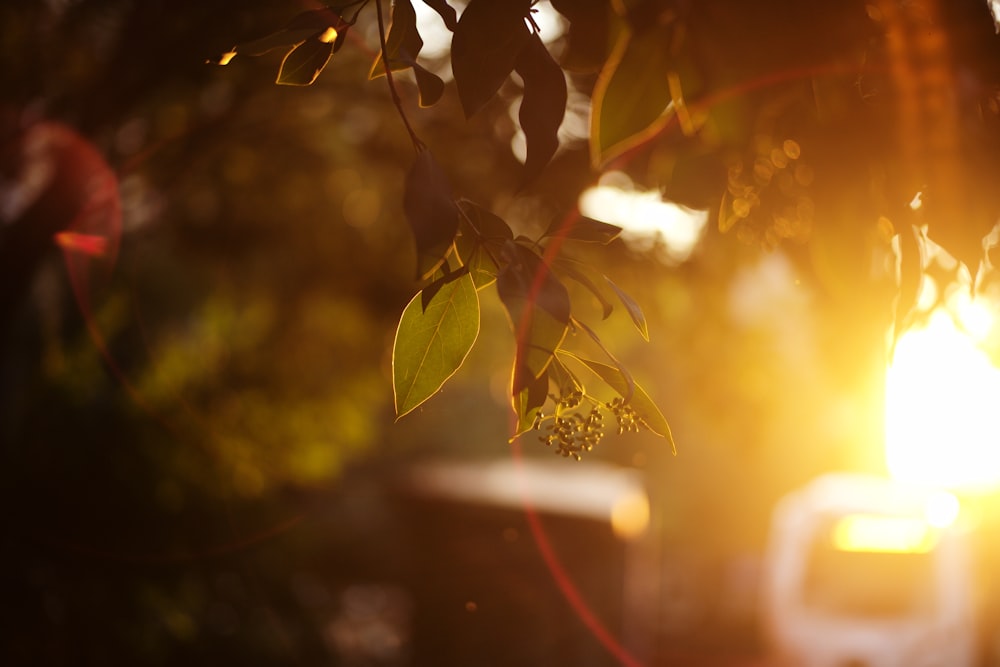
375, 0, 423, 151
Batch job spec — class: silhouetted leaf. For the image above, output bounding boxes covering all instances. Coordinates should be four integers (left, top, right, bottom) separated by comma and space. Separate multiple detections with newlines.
458, 200, 514, 243
553, 257, 613, 319
211, 6, 356, 63
412, 64, 445, 106
286, 4, 365, 29
606, 276, 649, 340
369, 0, 422, 77
422, 0, 458, 31
455, 201, 511, 289
549, 0, 610, 72
565, 354, 675, 449
452, 0, 532, 118
514, 33, 567, 184
369, 1, 444, 106
497, 242, 570, 393
543, 214, 622, 244
276, 37, 335, 85
591, 22, 676, 166
393, 272, 480, 417
404, 148, 459, 279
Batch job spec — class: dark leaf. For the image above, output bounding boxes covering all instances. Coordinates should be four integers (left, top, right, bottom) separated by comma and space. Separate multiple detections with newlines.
393, 272, 480, 417
404, 149, 460, 279
514, 33, 567, 184
497, 242, 570, 393
458, 200, 514, 243
549, 0, 610, 72
544, 214, 621, 244
413, 63, 445, 107
369, 0, 422, 78
276, 37, 335, 86
368, 1, 443, 106
286, 4, 365, 30
606, 276, 649, 341
553, 257, 613, 319
230, 7, 354, 57
454, 201, 513, 288
591, 22, 676, 166
452, 0, 532, 118
422, 0, 458, 31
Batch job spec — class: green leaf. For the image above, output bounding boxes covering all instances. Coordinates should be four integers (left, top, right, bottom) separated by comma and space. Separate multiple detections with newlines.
420, 265, 468, 311
276, 37, 335, 86
514, 33, 567, 184
544, 214, 622, 244
605, 276, 649, 341
549, 356, 584, 397
497, 242, 570, 393
511, 366, 549, 439
422, 0, 458, 30
393, 272, 480, 417
404, 148, 459, 279
452, 0, 532, 118
564, 354, 675, 449
590, 22, 677, 166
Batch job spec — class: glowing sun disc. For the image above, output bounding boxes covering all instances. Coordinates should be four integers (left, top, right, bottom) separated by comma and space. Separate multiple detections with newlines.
885, 310, 1000, 491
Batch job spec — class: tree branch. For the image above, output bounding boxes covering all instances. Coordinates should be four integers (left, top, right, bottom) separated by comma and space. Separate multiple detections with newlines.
375, 0, 422, 151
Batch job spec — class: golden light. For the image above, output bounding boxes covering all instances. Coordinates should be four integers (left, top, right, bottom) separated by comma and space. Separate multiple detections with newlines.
831, 513, 936, 553
923, 489, 961, 528
884, 305, 1000, 491
610, 491, 650, 539
578, 171, 708, 263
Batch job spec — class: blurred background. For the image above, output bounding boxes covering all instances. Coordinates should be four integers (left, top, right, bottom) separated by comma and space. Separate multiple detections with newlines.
3, 1, 1000, 665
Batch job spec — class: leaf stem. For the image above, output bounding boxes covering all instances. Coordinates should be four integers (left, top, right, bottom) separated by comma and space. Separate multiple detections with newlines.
375, 0, 423, 151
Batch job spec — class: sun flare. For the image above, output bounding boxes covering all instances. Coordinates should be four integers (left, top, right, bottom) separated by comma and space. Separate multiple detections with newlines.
885, 307, 1000, 492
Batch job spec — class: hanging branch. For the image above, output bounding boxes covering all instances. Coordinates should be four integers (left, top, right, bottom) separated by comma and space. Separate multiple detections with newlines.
374, 0, 423, 151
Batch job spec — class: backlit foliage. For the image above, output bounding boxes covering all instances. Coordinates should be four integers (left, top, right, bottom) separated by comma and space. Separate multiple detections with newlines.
210, 0, 1000, 452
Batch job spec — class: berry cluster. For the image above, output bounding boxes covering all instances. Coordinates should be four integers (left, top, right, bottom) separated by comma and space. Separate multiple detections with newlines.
535, 392, 649, 461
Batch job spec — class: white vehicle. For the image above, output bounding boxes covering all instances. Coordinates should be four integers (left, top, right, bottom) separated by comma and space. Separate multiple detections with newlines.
760, 472, 985, 667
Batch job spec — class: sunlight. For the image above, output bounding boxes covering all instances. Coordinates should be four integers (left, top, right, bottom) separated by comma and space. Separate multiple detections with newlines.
885, 307, 1000, 491
578, 172, 708, 263
831, 513, 936, 553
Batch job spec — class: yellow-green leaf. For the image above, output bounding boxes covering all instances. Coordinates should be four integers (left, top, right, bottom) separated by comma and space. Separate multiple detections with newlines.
590, 22, 676, 166
393, 272, 480, 417
566, 354, 675, 451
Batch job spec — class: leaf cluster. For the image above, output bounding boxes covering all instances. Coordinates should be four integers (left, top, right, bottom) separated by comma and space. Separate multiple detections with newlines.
209, 0, 673, 454
209, 0, 1000, 452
